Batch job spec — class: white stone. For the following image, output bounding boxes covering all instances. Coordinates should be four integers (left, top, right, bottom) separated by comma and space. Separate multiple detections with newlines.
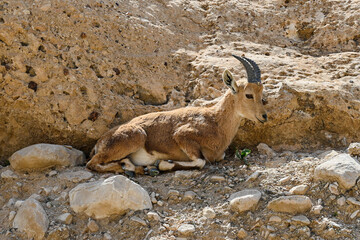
350, 210, 360, 219
210, 175, 226, 182
347, 197, 360, 206
347, 142, 360, 156
69, 175, 152, 219
279, 176, 291, 184
257, 143, 276, 158
229, 189, 261, 213
311, 205, 323, 215
1, 169, 18, 179
48, 170, 58, 177
167, 189, 180, 199
329, 183, 339, 195
147, 211, 160, 221
269, 216, 282, 223
130, 216, 147, 226
267, 196, 312, 214
15, 200, 24, 208
9, 144, 85, 172
202, 207, 216, 219
337, 197, 346, 206
291, 215, 310, 225
177, 224, 195, 236
289, 185, 309, 195
9, 211, 16, 221
245, 171, 261, 182
56, 213, 72, 224
13, 198, 49, 240
183, 191, 197, 201
314, 153, 360, 189
59, 170, 93, 183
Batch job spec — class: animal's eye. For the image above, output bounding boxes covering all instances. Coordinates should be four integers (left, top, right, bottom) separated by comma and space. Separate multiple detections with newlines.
245, 94, 254, 99
262, 99, 268, 105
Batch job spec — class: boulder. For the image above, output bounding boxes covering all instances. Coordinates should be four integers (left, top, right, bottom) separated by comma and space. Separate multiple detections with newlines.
9, 144, 85, 172
69, 175, 152, 219
229, 189, 261, 213
13, 198, 49, 240
267, 196, 312, 214
314, 153, 360, 189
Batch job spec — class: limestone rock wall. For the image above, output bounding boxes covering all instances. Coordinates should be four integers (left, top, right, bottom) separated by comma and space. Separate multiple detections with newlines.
1, 0, 360, 162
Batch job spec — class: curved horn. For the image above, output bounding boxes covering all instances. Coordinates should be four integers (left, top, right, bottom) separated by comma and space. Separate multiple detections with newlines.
243, 57, 261, 83
232, 55, 260, 83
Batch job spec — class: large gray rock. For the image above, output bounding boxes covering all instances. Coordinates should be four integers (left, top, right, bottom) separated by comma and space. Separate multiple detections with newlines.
69, 175, 152, 219
267, 196, 312, 214
13, 198, 49, 240
229, 189, 262, 213
9, 144, 85, 172
314, 153, 360, 189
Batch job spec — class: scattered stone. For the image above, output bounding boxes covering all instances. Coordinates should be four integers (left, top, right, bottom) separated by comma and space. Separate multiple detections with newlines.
1, 169, 18, 179
279, 176, 291, 184
87, 219, 99, 232
40, 187, 53, 196
183, 191, 197, 201
157, 200, 164, 207
350, 210, 359, 219
347, 197, 360, 206
69, 175, 152, 219
291, 215, 310, 225
347, 142, 360, 156
147, 211, 160, 222
174, 170, 201, 179
56, 213, 73, 224
177, 224, 195, 236
48, 170, 58, 177
337, 196, 346, 206
289, 185, 309, 195
269, 216, 281, 223
15, 200, 24, 208
130, 216, 147, 226
267, 196, 312, 214
257, 143, 276, 158
9, 144, 86, 172
13, 198, 49, 240
245, 171, 261, 182
237, 228, 248, 239
202, 207, 216, 219
311, 205, 323, 215
209, 175, 226, 182
229, 189, 261, 213
9, 211, 16, 221
329, 183, 339, 195
150, 192, 157, 204
59, 170, 93, 183
314, 153, 360, 189
167, 189, 180, 199
103, 232, 112, 240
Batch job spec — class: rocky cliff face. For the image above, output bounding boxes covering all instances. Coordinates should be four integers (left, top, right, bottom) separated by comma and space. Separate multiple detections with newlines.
1, 0, 360, 162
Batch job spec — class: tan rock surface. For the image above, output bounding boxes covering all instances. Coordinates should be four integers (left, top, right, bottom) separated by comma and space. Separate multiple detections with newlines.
0, 0, 360, 163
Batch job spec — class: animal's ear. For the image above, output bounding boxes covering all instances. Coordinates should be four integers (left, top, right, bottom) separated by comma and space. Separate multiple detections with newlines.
223, 69, 238, 94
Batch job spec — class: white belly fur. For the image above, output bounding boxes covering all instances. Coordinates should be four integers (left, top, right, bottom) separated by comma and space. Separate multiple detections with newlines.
129, 148, 169, 166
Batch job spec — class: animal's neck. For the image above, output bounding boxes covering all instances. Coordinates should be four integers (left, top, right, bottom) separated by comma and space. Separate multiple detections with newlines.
212, 91, 243, 142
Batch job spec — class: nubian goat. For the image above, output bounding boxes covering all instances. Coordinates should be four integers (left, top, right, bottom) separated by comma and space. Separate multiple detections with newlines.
86, 55, 267, 176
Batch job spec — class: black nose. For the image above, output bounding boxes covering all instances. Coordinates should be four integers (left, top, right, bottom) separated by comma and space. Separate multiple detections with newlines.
262, 114, 268, 121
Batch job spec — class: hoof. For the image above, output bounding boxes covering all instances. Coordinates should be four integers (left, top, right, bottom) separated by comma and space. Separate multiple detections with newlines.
125, 171, 135, 178
149, 168, 160, 177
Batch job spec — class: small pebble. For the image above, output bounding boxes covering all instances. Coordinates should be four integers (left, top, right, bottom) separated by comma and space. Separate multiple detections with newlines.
8, 211, 16, 221
87, 220, 99, 232
130, 216, 147, 226
57, 213, 73, 224
337, 196, 346, 206
350, 210, 360, 219
210, 175, 226, 182
269, 216, 281, 223
279, 176, 291, 184
183, 191, 197, 201
202, 207, 216, 219
177, 224, 195, 236
237, 228, 248, 239
147, 211, 160, 222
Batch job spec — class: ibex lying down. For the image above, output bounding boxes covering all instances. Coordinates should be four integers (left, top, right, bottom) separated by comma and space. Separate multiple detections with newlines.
86, 55, 267, 176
